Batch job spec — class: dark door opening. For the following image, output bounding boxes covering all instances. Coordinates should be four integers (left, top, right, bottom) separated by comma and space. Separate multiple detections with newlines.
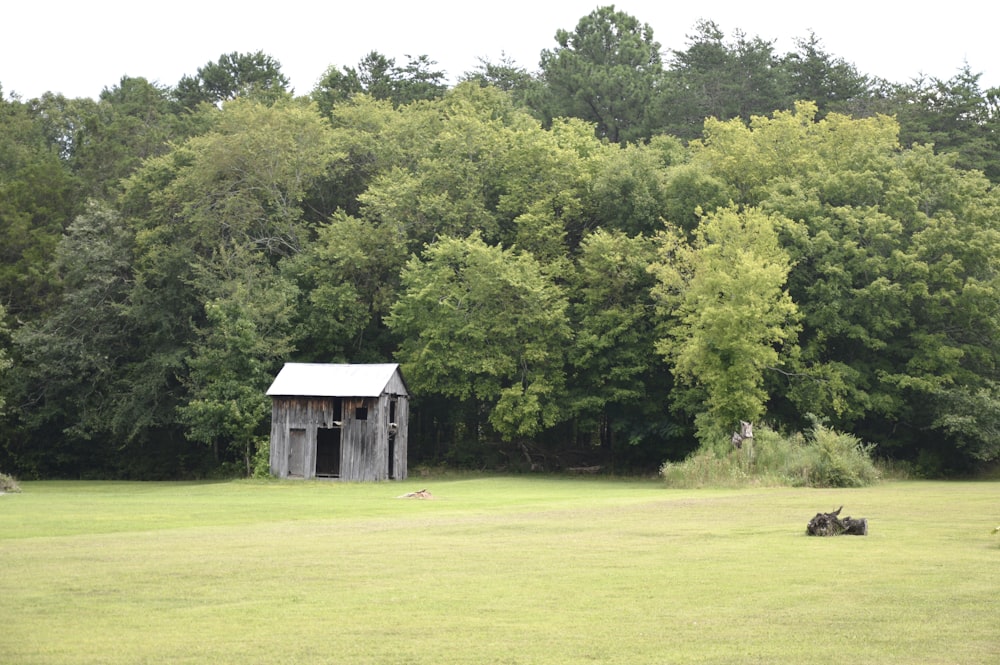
388, 436, 396, 480
315, 427, 341, 478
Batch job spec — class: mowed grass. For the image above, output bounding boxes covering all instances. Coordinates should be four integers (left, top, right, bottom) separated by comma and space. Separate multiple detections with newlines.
1, 477, 997, 664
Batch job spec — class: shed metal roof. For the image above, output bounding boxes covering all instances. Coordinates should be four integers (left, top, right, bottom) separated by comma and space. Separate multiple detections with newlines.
266, 363, 406, 398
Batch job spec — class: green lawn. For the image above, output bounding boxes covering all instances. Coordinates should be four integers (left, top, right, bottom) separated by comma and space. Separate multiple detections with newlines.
1, 477, 997, 664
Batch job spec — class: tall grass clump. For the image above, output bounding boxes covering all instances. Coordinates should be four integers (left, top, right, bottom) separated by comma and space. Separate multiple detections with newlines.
0, 472, 21, 493
660, 422, 880, 488
801, 422, 881, 487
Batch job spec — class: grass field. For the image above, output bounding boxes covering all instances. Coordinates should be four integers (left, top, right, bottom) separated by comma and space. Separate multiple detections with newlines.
1, 476, 997, 664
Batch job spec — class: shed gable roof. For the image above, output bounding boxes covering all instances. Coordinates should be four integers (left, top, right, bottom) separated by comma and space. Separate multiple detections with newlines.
266, 363, 406, 398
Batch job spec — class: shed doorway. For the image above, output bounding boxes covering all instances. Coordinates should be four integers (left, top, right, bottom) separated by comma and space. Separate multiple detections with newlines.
315, 427, 341, 478
288, 428, 307, 478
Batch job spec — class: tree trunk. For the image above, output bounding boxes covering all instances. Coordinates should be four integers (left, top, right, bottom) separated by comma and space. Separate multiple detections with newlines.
806, 506, 868, 536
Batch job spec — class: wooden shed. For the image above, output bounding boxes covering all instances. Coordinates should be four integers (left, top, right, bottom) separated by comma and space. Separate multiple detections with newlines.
266, 363, 408, 481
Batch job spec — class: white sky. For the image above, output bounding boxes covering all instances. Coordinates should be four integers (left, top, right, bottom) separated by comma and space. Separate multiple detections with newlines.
3, 1, 996, 101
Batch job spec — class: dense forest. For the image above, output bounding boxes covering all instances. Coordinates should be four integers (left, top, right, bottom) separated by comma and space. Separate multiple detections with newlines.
2, 6, 1000, 479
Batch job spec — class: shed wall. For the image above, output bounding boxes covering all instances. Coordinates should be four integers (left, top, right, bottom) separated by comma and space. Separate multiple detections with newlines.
269, 392, 408, 481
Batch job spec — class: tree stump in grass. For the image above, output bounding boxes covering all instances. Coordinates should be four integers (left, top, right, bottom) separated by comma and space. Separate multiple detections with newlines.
806, 506, 868, 536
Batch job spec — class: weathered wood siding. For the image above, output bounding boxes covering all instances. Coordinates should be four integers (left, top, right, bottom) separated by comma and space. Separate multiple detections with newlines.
340, 396, 376, 481
270, 397, 341, 479
269, 389, 408, 481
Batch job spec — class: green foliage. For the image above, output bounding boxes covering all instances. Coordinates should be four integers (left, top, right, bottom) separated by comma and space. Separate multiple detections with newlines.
802, 422, 881, 487
0, 93, 84, 317
249, 437, 270, 479
652, 206, 799, 448
587, 143, 669, 235
565, 230, 669, 453
930, 383, 1000, 463
540, 5, 663, 142
10, 203, 136, 444
285, 211, 405, 361
660, 21, 790, 139
388, 233, 570, 440
7, 15, 1000, 479
660, 422, 880, 488
174, 51, 290, 108
684, 102, 1000, 464
890, 66, 1000, 180
0, 304, 9, 416
781, 32, 871, 116
312, 51, 447, 112
459, 54, 542, 110
179, 247, 297, 474
72, 76, 187, 199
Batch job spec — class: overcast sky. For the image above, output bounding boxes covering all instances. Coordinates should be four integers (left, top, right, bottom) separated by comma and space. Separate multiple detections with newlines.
3, 1, 995, 101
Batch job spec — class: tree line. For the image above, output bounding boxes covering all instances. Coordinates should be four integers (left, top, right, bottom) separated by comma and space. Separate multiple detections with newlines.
2, 6, 999, 478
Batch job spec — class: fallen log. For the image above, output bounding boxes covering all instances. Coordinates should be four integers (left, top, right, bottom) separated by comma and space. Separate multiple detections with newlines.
397, 489, 434, 499
806, 506, 868, 536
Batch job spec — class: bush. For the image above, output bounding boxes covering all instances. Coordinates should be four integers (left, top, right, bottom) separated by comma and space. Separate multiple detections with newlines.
0, 472, 22, 493
251, 437, 271, 478
659, 451, 747, 488
660, 423, 880, 488
802, 423, 880, 487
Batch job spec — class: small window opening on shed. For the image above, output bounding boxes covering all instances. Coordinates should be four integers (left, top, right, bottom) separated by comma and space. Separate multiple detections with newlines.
355, 405, 368, 420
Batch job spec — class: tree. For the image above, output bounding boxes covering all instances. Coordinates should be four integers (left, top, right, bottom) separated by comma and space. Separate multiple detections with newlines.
889, 66, 1000, 180
174, 51, 290, 108
0, 303, 10, 417
310, 94, 401, 217
0, 93, 84, 318
179, 246, 297, 473
587, 141, 669, 236
781, 32, 871, 117
124, 97, 337, 259
388, 233, 571, 441
462, 54, 540, 95
352, 51, 398, 100
393, 54, 449, 104
72, 76, 187, 198
660, 21, 789, 140
311, 65, 364, 116
652, 206, 800, 449
7, 203, 141, 475
540, 5, 663, 142
931, 383, 1000, 464
566, 229, 671, 461
685, 101, 1000, 468
311, 51, 447, 113
353, 83, 589, 253
285, 211, 407, 362
112, 98, 337, 468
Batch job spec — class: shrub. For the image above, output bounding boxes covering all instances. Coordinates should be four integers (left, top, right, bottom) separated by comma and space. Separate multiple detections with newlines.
0, 472, 22, 493
802, 423, 881, 487
251, 436, 271, 478
660, 423, 880, 488
660, 451, 746, 488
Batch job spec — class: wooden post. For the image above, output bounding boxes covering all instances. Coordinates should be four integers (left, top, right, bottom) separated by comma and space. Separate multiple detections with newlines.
740, 420, 754, 465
